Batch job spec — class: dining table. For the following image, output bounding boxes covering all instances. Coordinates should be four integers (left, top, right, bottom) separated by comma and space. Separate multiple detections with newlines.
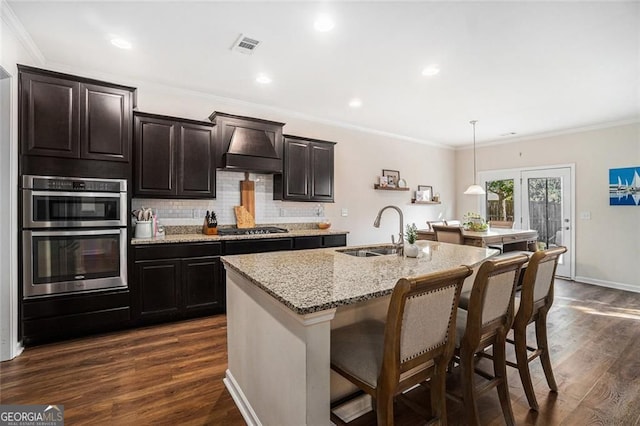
417, 227, 538, 251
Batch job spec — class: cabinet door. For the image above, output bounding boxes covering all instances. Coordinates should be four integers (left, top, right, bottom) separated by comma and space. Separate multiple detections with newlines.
20, 72, 80, 158
181, 256, 223, 315
284, 139, 311, 200
80, 83, 131, 162
310, 142, 334, 201
134, 115, 176, 197
177, 123, 216, 198
136, 259, 180, 320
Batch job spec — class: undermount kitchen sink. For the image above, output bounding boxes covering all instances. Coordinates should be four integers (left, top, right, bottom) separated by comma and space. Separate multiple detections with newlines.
337, 245, 398, 257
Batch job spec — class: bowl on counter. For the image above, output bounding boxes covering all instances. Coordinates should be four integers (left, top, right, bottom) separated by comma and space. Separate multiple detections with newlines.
317, 221, 331, 230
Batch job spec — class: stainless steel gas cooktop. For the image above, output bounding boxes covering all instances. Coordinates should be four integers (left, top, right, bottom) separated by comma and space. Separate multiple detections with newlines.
217, 226, 289, 236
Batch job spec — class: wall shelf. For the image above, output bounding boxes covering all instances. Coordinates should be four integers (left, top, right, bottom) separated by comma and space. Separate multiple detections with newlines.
412, 201, 441, 205
373, 184, 409, 191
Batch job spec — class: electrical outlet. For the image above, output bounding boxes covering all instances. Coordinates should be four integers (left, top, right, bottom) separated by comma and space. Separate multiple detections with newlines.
341, 208, 348, 217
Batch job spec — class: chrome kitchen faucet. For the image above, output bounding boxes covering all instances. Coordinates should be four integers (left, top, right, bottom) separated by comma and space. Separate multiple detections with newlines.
373, 205, 404, 256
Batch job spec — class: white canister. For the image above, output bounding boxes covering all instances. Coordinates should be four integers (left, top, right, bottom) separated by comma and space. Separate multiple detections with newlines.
134, 220, 153, 238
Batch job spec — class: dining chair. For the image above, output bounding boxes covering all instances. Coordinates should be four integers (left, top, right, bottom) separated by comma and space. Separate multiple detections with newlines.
489, 220, 514, 229
427, 220, 445, 230
330, 266, 473, 425
448, 254, 528, 426
431, 225, 464, 245
507, 246, 567, 411
444, 220, 461, 227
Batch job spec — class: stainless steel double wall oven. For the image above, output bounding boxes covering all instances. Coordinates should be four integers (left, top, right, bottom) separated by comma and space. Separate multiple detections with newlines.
21, 175, 128, 298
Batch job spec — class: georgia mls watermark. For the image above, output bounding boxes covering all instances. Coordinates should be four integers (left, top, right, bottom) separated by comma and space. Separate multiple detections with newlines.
0, 405, 64, 426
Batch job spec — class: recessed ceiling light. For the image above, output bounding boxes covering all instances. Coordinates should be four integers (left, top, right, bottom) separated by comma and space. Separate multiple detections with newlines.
421, 65, 440, 77
256, 74, 272, 84
314, 14, 335, 32
348, 98, 362, 108
110, 38, 132, 49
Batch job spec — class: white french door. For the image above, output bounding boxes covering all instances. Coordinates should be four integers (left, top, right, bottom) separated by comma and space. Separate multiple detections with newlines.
479, 165, 574, 279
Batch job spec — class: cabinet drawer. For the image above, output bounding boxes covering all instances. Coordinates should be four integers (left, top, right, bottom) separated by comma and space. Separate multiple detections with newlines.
323, 234, 347, 247
294, 236, 323, 250
224, 238, 293, 255
134, 242, 222, 260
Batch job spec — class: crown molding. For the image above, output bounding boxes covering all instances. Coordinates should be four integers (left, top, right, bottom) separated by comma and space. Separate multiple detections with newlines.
44, 60, 453, 151
1, 1, 45, 65
455, 117, 640, 151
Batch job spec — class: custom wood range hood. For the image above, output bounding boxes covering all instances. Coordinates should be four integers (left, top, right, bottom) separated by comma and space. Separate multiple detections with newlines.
209, 112, 285, 174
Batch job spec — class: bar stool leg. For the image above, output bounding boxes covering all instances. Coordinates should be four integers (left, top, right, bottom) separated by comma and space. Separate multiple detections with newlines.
493, 340, 516, 426
461, 350, 481, 425
536, 309, 558, 392
514, 326, 539, 411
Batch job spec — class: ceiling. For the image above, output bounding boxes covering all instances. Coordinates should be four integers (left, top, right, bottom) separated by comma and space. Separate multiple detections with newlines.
6, 1, 640, 147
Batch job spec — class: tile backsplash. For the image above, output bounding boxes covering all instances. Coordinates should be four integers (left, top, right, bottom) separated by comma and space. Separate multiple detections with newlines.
132, 171, 327, 226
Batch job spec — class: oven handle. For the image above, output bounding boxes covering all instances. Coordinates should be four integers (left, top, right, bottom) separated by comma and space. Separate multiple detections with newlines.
26, 229, 124, 237
28, 190, 125, 198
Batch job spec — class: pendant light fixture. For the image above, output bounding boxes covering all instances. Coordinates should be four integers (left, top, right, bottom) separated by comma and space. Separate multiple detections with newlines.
464, 120, 486, 195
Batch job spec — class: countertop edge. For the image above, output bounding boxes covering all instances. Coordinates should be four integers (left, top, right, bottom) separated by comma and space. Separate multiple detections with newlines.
131, 229, 349, 245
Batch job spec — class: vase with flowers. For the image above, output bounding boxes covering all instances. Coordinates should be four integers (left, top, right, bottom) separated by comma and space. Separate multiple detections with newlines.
404, 223, 420, 257
463, 212, 488, 232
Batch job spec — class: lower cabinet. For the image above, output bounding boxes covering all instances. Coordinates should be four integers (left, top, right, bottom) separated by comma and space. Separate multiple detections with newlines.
133, 242, 223, 324
22, 289, 131, 346
293, 234, 347, 250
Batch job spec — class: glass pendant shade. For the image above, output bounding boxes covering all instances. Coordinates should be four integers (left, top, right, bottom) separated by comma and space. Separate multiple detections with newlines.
464, 184, 486, 195
465, 120, 486, 195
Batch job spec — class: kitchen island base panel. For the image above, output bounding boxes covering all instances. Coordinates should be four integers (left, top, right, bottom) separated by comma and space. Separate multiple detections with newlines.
225, 269, 336, 426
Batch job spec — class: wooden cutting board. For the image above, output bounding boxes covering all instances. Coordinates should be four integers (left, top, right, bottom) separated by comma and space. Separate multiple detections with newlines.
240, 173, 255, 219
234, 205, 255, 228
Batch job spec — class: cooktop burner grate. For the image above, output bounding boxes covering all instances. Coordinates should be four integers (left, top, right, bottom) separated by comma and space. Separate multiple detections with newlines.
217, 226, 289, 236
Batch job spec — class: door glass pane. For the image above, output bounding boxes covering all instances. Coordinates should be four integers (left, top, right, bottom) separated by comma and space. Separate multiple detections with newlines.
527, 177, 562, 249
485, 179, 514, 221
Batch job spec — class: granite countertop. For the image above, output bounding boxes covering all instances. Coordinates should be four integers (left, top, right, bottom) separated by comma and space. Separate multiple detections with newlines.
131, 228, 349, 245
221, 240, 499, 315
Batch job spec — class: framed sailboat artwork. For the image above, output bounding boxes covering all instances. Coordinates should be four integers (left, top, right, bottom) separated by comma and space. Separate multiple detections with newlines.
609, 166, 640, 206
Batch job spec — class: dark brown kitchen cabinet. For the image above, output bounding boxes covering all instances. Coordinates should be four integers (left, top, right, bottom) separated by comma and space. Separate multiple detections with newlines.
274, 135, 336, 202
132, 242, 224, 324
134, 112, 216, 199
19, 65, 134, 163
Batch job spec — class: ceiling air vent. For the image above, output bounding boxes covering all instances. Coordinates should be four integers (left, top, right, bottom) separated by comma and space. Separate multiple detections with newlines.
231, 34, 260, 55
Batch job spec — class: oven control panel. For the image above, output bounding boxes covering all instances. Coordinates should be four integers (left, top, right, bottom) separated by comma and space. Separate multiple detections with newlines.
23, 175, 126, 192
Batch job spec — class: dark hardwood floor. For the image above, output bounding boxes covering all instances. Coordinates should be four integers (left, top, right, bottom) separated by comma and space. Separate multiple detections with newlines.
2, 279, 640, 425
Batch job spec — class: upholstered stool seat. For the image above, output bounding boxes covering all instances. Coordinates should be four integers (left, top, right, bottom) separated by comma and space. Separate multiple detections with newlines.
330, 266, 472, 425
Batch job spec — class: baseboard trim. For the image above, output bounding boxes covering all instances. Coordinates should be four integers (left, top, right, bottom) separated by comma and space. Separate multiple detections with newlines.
574, 276, 640, 294
223, 369, 262, 426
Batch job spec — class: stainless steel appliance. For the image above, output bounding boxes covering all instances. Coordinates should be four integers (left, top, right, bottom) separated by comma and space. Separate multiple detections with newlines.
22, 175, 128, 298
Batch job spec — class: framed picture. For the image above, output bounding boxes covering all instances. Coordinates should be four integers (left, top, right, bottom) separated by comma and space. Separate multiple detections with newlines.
382, 169, 400, 187
417, 185, 433, 201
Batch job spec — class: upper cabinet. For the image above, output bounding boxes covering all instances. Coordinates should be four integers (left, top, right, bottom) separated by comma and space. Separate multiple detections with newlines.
209, 112, 285, 174
19, 65, 135, 163
133, 112, 216, 199
274, 135, 336, 202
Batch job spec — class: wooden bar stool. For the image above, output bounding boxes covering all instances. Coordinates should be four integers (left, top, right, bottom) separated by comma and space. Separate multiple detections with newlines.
447, 254, 528, 426
507, 246, 567, 411
330, 266, 473, 425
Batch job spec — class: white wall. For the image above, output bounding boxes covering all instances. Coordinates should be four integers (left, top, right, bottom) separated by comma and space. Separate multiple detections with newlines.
456, 123, 640, 290
0, 0, 44, 360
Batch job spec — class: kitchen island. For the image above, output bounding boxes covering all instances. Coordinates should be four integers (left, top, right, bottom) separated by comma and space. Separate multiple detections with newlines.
221, 240, 499, 425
